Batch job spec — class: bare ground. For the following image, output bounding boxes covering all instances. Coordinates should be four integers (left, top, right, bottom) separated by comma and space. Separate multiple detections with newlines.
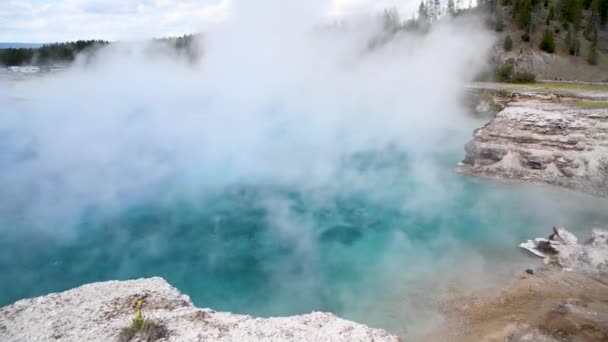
426, 269, 608, 341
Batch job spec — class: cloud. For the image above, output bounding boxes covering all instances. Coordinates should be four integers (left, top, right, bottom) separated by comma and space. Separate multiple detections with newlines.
328, 0, 421, 17
0, 0, 232, 42
1, 0, 442, 43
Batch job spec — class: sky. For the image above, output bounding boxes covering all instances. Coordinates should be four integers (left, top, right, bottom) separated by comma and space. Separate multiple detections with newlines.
0, 0, 421, 43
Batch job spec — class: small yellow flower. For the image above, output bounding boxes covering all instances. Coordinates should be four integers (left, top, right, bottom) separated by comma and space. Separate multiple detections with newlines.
137, 299, 143, 307
135, 311, 142, 320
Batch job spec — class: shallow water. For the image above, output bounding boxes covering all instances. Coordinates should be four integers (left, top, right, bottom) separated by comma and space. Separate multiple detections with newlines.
2, 143, 608, 337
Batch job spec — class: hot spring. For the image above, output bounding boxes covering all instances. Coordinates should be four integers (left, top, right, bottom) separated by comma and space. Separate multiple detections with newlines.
1, 10, 608, 339
2, 108, 607, 336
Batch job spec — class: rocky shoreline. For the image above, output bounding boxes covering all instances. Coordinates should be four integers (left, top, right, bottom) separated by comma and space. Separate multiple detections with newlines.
0, 278, 401, 342
428, 227, 608, 341
462, 83, 608, 197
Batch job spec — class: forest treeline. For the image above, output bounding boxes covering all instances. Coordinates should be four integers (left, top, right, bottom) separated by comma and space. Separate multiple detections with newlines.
0, 40, 108, 66
0, 35, 199, 66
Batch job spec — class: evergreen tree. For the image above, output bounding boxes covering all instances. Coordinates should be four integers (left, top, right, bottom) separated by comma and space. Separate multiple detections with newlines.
583, 15, 596, 40
434, 0, 442, 19
496, 5, 505, 31
587, 27, 599, 64
539, 28, 556, 52
418, 1, 429, 20
565, 24, 581, 55
504, 34, 514, 50
383, 8, 401, 32
548, 6, 556, 21
560, 0, 583, 27
514, 0, 533, 30
447, 0, 457, 15
600, 0, 608, 25
583, 0, 593, 9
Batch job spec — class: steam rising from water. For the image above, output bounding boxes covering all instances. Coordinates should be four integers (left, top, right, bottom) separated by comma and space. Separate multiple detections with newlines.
1, 3, 493, 232
2, 2, 608, 339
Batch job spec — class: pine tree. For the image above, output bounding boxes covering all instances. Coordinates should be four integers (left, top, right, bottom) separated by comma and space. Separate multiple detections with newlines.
565, 25, 581, 55
539, 28, 556, 52
600, 0, 608, 25
560, 0, 583, 27
418, 1, 429, 20
587, 27, 599, 64
433, 0, 442, 19
583, 16, 596, 40
447, 0, 457, 15
504, 34, 514, 51
496, 5, 505, 31
383, 8, 401, 32
515, 0, 533, 30
548, 6, 555, 21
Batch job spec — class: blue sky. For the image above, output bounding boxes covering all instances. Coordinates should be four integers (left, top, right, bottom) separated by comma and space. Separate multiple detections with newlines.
0, 0, 417, 43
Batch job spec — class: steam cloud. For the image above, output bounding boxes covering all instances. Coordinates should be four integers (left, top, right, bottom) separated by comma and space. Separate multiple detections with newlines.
1, 3, 492, 229
6, 1, 607, 339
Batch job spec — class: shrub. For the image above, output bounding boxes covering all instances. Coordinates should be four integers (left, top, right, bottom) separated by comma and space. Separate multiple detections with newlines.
495, 59, 536, 83
118, 298, 169, 342
118, 319, 168, 342
512, 70, 537, 83
496, 61, 515, 82
539, 28, 556, 53
503, 35, 514, 51
521, 32, 530, 42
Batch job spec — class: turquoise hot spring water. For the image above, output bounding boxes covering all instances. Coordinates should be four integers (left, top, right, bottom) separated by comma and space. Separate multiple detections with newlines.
1, 73, 608, 337
2, 145, 608, 336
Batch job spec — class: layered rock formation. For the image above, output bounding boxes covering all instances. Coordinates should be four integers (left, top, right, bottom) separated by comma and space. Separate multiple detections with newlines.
0, 278, 401, 342
461, 89, 608, 197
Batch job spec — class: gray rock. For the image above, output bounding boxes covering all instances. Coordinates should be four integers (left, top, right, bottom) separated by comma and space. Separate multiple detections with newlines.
0, 278, 401, 342
520, 227, 608, 273
460, 93, 608, 197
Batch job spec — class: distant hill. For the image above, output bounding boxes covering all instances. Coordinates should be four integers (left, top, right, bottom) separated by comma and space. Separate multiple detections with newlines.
476, 0, 608, 82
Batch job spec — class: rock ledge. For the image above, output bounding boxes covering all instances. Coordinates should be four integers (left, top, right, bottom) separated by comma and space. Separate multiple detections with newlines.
0, 278, 401, 342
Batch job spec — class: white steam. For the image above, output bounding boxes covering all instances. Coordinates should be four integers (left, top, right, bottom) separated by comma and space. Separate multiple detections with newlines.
0, 1, 517, 339
1, 3, 493, 233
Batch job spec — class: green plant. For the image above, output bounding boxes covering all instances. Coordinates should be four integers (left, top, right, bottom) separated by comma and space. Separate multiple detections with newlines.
548, 6, 555, 21
512, 70, 536, 83
587, 43, 598, 65
587, 26, 598, 65
496, 61, 515, 82
504, 35, 514, 51
565, 24, 580, 55
118, 299, 169, 342
574, 101, 608, 109
539, 28, 556, 53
